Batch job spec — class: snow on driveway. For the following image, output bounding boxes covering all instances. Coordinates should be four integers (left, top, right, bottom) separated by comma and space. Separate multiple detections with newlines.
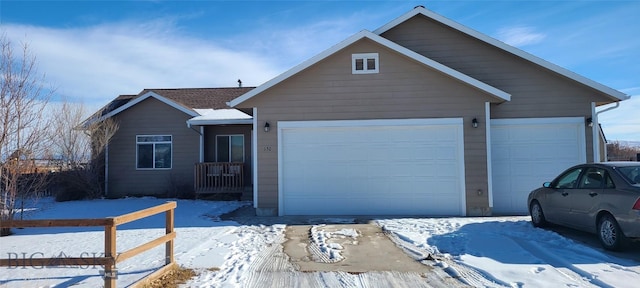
378, 217, 640, 288
1, 198, 639, 287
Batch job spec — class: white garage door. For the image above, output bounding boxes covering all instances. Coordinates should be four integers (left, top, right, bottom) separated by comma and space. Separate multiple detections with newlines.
278, 119, 466, 216
491, 118, 586, 215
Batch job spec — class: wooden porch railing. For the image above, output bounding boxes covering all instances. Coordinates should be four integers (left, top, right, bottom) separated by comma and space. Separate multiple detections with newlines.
0, 202, 177, 288
194, 162, 244, 193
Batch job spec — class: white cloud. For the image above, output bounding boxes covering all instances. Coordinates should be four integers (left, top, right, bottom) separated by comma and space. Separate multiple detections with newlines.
223, 12, 369, 70
4, 21, 284, 106
2, 10, 370, 108
496, 26, 546, 47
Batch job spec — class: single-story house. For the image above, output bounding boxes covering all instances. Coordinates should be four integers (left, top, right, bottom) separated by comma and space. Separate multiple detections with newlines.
227, 6, 629, 216
85, 6, 628, 217
84, 88, 255, 198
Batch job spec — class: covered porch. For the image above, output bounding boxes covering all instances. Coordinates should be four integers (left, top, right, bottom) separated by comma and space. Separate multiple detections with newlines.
187, 108, 254, 198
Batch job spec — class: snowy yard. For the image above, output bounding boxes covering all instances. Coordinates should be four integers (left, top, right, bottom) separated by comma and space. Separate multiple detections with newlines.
1, 197, 639, 287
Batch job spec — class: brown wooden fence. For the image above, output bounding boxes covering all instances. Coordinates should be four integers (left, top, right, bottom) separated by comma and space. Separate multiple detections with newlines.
0, 201, 177, 288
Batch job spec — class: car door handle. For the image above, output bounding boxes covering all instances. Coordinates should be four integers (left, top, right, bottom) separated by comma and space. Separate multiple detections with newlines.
561, 192, 569, 197
589, 192, 598, 197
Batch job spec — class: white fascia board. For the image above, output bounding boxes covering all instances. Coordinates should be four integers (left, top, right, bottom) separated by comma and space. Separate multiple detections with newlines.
230, 30, 510, 107
187, 119, 253, 126
98, 91, 198, 123
375, 7, 628, 102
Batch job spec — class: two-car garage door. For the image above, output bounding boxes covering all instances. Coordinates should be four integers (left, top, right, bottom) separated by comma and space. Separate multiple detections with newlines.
278, 119, 466, 216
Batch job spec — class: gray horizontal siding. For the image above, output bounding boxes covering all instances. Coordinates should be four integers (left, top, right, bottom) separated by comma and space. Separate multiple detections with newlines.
381, 15, 608, 162
108, 97, 199, 197
240, 38, 495, 215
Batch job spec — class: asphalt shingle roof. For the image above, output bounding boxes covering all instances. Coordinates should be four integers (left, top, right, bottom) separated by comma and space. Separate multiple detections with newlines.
82, 87, 254, 126
141, 87, 255, 110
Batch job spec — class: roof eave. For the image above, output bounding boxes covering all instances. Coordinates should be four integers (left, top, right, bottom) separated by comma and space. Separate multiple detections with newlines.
95, 91, 199, 123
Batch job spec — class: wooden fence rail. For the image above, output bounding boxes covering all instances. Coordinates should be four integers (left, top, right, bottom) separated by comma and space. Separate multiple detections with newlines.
0, 201, 177, 288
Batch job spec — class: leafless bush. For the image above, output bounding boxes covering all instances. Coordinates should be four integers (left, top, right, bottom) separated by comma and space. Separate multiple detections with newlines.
607, 141, 640, 161
0, 34, 52, 236
49, 101, 119, 201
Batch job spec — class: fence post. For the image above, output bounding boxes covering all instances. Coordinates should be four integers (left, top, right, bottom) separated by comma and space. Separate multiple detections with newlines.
104, 221, 117, 288
165, 206, 175, 265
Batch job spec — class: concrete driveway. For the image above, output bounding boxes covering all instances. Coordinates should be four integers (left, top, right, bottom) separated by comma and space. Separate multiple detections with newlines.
284, 223, 431, 273
221, 206, 464, 287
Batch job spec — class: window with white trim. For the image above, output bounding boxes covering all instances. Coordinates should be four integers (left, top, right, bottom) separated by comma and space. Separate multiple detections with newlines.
352, 53, 379, 74
136, 135, 172, 169
216, 135, 244, 162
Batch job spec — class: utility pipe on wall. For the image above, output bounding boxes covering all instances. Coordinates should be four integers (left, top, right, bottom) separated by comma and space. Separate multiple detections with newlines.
593, 101, 620, 162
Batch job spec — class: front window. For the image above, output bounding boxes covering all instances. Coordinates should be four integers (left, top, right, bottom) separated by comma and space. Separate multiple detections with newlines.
216, 135, 244, 162
137, 135, 172, 169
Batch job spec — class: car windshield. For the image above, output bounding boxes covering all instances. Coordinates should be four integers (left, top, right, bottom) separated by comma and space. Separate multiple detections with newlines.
617, 165, 640, 184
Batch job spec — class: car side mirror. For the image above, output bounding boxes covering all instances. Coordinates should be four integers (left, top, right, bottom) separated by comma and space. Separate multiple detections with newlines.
543, 182, 552, 188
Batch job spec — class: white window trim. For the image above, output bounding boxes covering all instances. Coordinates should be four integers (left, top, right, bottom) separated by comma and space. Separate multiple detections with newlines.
215, 134, 245, 163
352, 53, 379, 74
136, 135, 172, 170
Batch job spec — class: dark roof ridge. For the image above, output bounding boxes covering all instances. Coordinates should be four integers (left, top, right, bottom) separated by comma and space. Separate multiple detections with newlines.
142, 87, 256, 91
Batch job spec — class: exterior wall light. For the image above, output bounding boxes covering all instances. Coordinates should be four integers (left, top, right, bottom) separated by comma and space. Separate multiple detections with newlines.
586, 117, 593, 127
472, 118, 479, 128
264, 122, 271, 132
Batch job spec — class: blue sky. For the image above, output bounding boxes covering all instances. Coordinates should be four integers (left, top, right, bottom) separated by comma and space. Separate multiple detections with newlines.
1, 0, 639, 141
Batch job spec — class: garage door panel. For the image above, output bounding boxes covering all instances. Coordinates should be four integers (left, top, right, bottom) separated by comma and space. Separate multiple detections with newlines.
284, 195, 459, 216
491, 119, 585, 214
280, 120, 464, 216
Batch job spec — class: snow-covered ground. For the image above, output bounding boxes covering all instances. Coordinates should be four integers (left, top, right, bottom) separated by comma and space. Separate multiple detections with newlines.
1, 197, 639, 287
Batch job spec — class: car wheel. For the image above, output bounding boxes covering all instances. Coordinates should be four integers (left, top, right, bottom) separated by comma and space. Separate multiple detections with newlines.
598, 214, 627, 251
529, 201, 547, 228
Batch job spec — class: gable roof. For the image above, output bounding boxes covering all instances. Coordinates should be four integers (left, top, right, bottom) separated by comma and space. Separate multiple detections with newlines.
82, 87, 254, 127
374, 6, 629, 102
229, 30, 511, 107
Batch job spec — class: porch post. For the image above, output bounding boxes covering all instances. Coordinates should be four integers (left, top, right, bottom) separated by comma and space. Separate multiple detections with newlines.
485, 102, 493, 211
104, 142, 109, 197
252, 107, 258, 208
591, 102, 599, 163
199, 126, 204, 162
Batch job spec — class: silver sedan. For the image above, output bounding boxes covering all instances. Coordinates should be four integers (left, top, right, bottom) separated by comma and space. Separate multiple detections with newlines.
527, 162, 640, 250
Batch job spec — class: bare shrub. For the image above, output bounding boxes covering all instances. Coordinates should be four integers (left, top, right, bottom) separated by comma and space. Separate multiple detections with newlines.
49, 100, 119, 201
607, 141, 640, 161
0, 34, 52, 236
